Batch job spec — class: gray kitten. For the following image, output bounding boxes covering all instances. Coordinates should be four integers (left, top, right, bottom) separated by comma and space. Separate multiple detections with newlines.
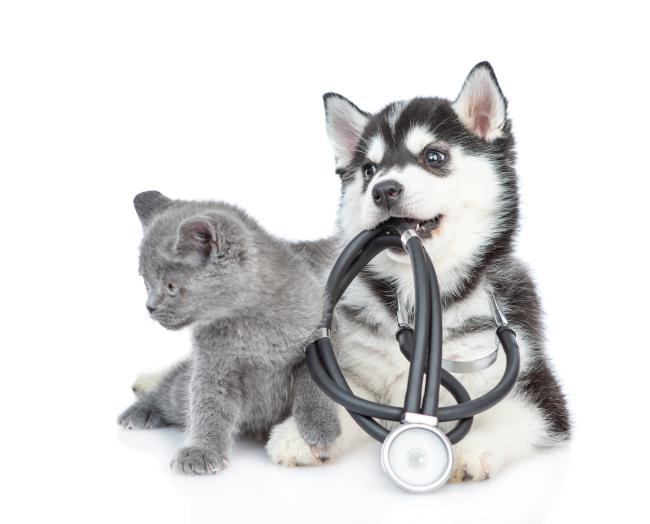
118, 191, 340, 474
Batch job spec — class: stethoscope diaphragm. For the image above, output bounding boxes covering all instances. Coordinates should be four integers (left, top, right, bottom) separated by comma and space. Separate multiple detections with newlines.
381, 421, 453, 493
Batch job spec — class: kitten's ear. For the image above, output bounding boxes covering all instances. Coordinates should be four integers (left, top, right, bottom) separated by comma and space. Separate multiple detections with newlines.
323, 93, 370, 168
175, 216, 218, 263
452, 62, 507, 141
134, 191, 172, 226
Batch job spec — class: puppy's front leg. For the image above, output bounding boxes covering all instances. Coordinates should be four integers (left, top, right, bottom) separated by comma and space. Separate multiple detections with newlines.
448, 392, 552, 482
171, 352, 241, 475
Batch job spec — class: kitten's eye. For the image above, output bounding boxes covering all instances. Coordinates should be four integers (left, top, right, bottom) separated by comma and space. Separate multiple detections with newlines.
166, 282, 178, 296
362, 163, 377, 181
424, 148, 446, 167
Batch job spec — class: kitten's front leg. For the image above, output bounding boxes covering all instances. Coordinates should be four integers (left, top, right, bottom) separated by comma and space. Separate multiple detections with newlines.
170, 354, 241, 475
267, 369, 371, 467
292, 360, 341, 453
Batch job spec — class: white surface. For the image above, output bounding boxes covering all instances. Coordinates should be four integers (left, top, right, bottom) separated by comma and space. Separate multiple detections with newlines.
1, 1, 648, 523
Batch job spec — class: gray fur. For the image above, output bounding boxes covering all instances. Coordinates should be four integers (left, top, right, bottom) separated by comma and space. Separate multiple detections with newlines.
118, 191, 340, 474
133, 190, 172, 227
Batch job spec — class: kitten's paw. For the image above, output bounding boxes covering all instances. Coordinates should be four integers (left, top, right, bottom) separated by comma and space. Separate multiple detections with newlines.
117, 403, 168, 430
295, 409, 341, 449
170, 446, 229, 475
131, 370, 166, 398
449, 435, 499, 482
266, 416, 329, 467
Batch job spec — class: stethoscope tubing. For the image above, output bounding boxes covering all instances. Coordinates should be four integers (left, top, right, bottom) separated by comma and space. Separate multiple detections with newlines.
305, 220, 520, 445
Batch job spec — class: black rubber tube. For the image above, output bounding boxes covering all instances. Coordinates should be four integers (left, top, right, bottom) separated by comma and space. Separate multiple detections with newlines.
440, 370, 474, 443
332, 235, 401, 305
322, 229, 384, 325
397, 329, 473, 443
396, 327, 415, 362
403, 236, 431, 413
421, 253, 444, 416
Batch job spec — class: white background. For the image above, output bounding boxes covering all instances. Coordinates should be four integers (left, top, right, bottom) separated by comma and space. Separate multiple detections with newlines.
1, 1, 648, 523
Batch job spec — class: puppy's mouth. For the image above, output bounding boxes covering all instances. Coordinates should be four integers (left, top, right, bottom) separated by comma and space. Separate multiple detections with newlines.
398, 214, 443, 238
383, 214, 443, 256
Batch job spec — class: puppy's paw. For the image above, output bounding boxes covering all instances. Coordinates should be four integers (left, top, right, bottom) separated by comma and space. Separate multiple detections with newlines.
266, 416, 329, 467
449, 435, 499, 483
118, 403, 168, 430
170, 446, 228, 475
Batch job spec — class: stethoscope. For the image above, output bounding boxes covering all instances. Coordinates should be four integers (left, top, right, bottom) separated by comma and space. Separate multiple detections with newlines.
305, 219, 520, 493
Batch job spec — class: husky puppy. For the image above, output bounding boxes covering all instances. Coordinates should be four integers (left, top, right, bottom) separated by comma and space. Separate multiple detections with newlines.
269, 62, 570, 481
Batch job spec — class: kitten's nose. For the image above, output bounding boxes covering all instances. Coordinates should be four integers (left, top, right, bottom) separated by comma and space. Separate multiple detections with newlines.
146, 305, 156, 314
372, 180, 403, 209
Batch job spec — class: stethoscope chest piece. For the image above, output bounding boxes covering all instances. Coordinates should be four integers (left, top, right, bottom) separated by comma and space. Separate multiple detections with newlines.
381, 420, 453, 493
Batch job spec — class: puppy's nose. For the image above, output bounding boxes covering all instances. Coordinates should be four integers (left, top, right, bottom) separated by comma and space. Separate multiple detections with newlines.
372, 180, 403, 209
146, 305, 156, 314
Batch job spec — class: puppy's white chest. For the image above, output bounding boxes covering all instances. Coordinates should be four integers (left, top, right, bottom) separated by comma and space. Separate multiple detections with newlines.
337, 324, 410, 399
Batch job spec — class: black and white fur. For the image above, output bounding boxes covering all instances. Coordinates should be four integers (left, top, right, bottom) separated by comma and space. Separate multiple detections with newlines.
270, 62, 570, 481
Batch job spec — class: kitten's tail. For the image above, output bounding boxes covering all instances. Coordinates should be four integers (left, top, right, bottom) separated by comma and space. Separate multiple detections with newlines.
131, 367, 169, 398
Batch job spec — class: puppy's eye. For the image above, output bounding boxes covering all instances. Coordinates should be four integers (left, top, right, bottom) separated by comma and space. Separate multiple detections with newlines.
166, 282, 178, 296
362, 163, 377, 181
424, 149, 446, 167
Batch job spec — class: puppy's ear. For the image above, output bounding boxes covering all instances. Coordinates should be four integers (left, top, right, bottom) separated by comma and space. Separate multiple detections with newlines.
323, 93, 370, 168
134, 191, 172, 226
175, 216, 219, 264
452, 62, 507, 141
